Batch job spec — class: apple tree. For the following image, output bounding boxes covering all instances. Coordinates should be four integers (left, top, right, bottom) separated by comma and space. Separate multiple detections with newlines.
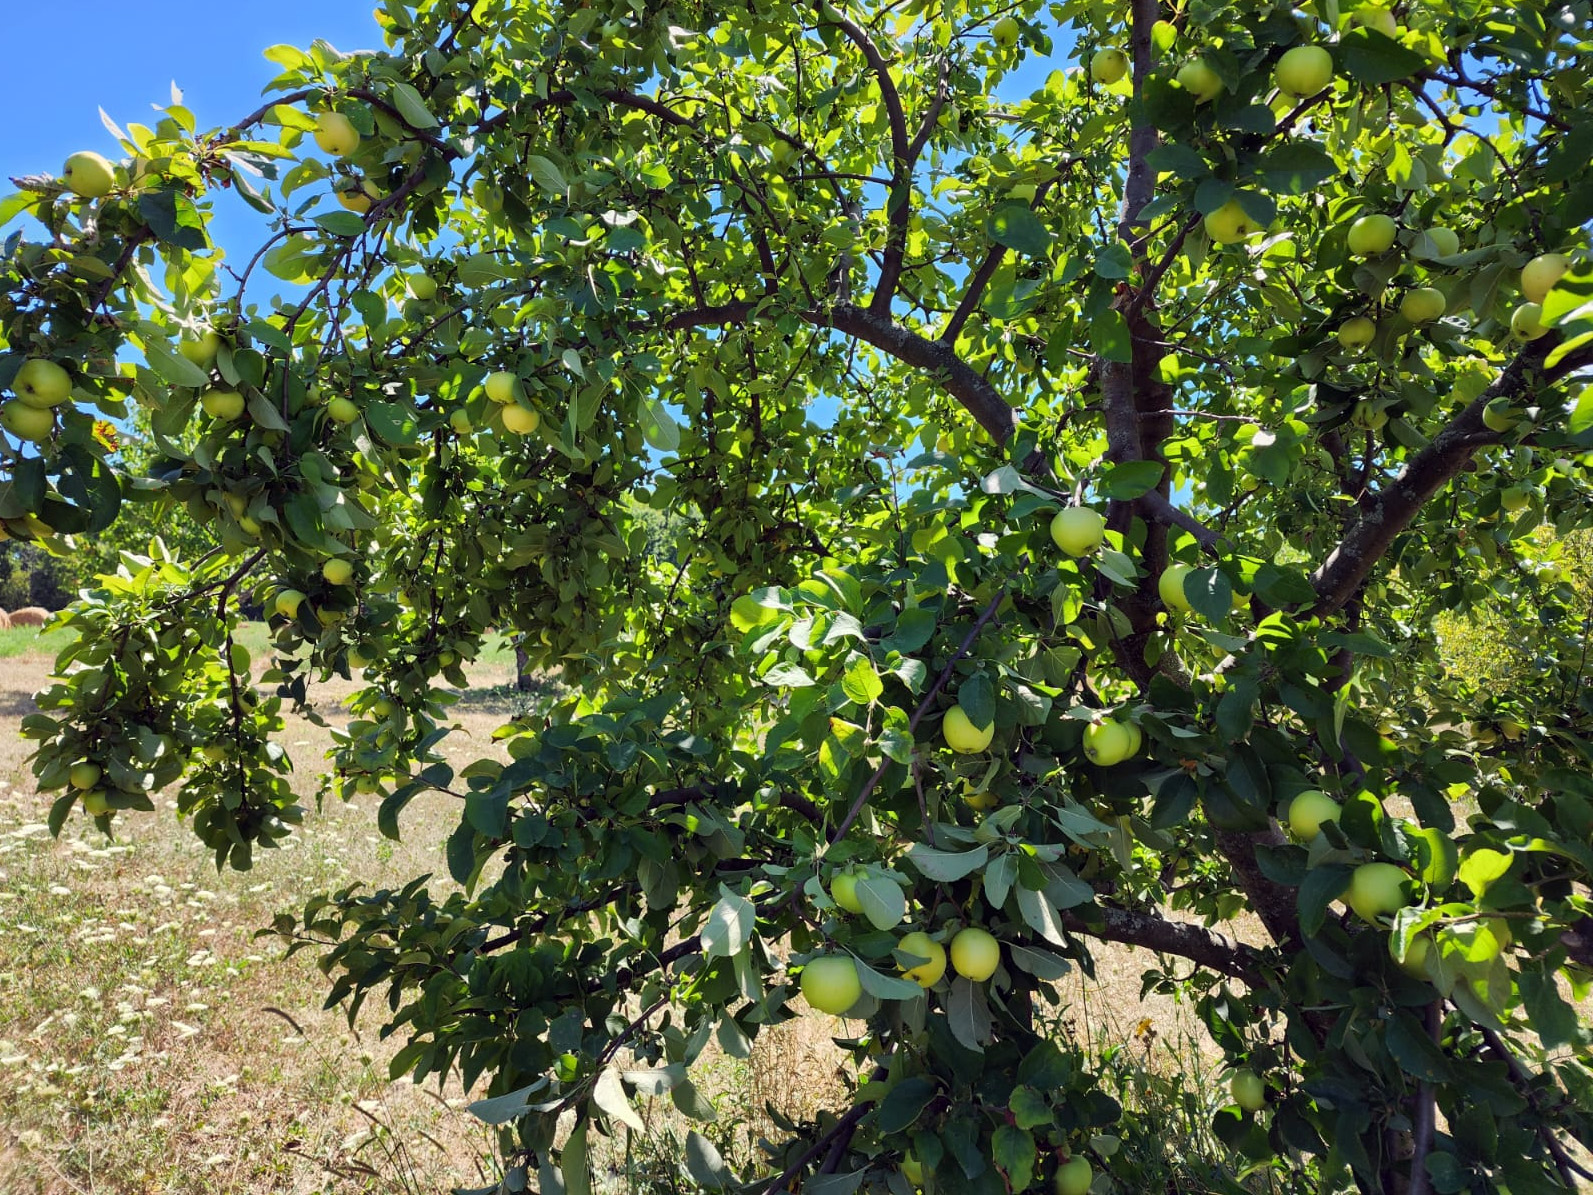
4, 0, 1593, 1191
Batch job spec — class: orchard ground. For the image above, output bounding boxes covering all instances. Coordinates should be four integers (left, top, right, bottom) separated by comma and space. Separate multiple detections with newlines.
4, 622, 1259, 1193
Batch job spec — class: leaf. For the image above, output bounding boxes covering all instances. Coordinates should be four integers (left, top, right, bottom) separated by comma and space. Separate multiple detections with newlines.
1298, 864, 1352, 936
947, 975, 992, 1052
805, 1175, 865, 1195
389, 81, 438, 128
1097, 459, 1163, 499
683, 1131, 730, 1189
1568, 386, 1593, 436
136, 189, 207, 250
1009, 942, 1072, 981
1016, 884, 1067, 946
1091, 308, 1133, 363
877, 1075, 937, 1133
1256, 141, 1337, 195
143, 340, 213, 389
984, 853, 1016, 911
467, 1078, 551, 1125
561, 1120, 590, 1195
314, 211, 369, 237
592, 1067, 645, 1132
1185, 567, 1233, 622
762, 662, 816, 687
1518, 969, 1579, 1050
640, 399, 680, 452
985, 204, 1052, 256
992, 1124, 1036, 1191
841, 655, 884, 706
1385, 1011, 1453, 1083
854, 957, 927, 1001
885, 606, 936, 654
857, 872, 907, 931
1008, 1085, 1053, 1130
957, 673, 995, 729
671, 1078, 719, 1123
907, 842, 989, 881
365, 401, 419, 446
1339, 28, 1428, 85
1458, 848, 1512, 898
701, 885, 755, 959
528, 155, 568, 195
622, 1064, 683, 1095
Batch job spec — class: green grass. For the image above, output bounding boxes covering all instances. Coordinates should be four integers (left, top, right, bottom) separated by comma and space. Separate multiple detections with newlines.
0, 626, 71, 658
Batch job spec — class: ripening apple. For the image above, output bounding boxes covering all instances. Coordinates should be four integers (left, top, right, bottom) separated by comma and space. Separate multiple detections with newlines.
1285, 789, 1341, 839
322, 557, 355, 585
1509, 302, 1548, 341
82, 790, 112, 817
1230, 1069, 1267, 1111
1204, 200, 1262, 244
949, 926, 1000, 981
1481, 399, 1519, 433
1176, 59, 1224, 102
1344, 862, 1412, 922
328, 397, 360, 424
1055, 1156, 1093, 1195
449, 409, 473, 435
1346, 214, 1397, 256
898, 931, 948, 987
901, 1157, 924, 1188
1051, 506, 1106, 556
1392, 931, 1433, 979
179, 331, 223, 369
407, 273, 438, 301
1351, 401, 1389, 431
1, 400, 55, 443
313, 111, 361, 157
62, 151, 116, 198
501, 404, 541, 434
1083, 719, 1136, 767
1337, 316, 1376, 349
1499, 484, 1530, 513
800, 955, 862, 1015
1158, 563, 1194, 613
1352, 4, 1399, 36
70, 762, 103, 791
13, 358, 73, 407
1420, 226, 1460, 258
993, 15, 1021, 45
829, 868, 865, 914
275, 589, 308, 619
1399, 287, 1446, 323
485, 371, 521, 403
1520, 252, 1569, 303
943, 706, 994, 753
1274, 45, 1334, 97
1091, 48, 1128, 84
201, 389, 246, 420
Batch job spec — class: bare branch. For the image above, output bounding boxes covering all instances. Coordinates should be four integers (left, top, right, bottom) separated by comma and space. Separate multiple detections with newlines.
1061, 904, 1268, 985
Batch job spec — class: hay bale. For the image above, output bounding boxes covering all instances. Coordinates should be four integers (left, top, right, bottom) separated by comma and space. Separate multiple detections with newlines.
0, 609, 10, 629
8, 607, 50, 628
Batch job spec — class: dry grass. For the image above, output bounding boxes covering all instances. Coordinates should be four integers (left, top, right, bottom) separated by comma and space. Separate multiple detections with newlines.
0, 625, 1227, 1194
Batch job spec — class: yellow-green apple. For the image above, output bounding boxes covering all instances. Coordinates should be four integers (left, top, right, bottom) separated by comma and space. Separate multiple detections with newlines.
1051, 506, 1106, 556
1344, 862, 1412, 922
327, 397, 360, 424
13, 358, 72, 407
1399, 287, 1446, 323
1204, 200, 1262, 244
949, 926, 1000, 981
1091, 48, 1128, 83
898, 931, 948, 986
1055, 1156, 1093, 1195
1509, 302, 1548, 341
449, 409, 473, 435
82, 790, 112, 817
1230, 1069, 1267, 1111
1, 401, 55, 442
1347, 214, 1397, 256
993, 15, 1021, 45
1177, 59, 1224, 102
1481, 398, 1519, 433
313, 111, 361, 157
1351, 401, 1389, 431
1419, 226, 1460, 258
800, 955, 862, 1015
1499, 484, 1530, 512
1285, 790, 1341, 839
1353, 4, 1399, 35
485, 370, 521, 403
829, 868, 865, 914
943, 706, 994, 753
70, 762, 103, 790
322, 557, 355, 585
275, 589, 308, 619
1274, 45, 1334, 96
1083, 718, 1136, 766
1520, 252, 1569, 303
179, 331, 223, 369
1159, 562, 1194, 613
501, 404, 540, 434
62, 151, 116, 198
1392, 931, 1432, 979
407, 273, 438, 300
201, 389, 246, 420
1337, 316, 1376, 348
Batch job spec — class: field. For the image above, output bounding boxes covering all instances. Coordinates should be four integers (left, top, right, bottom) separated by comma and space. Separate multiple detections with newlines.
0, 623, 1227, 1194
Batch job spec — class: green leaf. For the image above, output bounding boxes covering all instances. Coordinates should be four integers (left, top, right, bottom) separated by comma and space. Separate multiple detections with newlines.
142, 340, 213, 390
389, 81, 439, 129
885, 606, 936, 654
701, 885, 755, 958
314, 211, 369, 237
528, 155, 568, 195
992, 1125, 1036, 1191
907, 842, 989, 881
1185, 567, 1233, 622
592, 1067, 644, 1132
1385, 1011, 1453, 1083
683, 1131, 731, 1189
947, 975, 991, 1052
842, 655, 884, 706
1458, 848, 1512, 897
1568, 382, 1593, 435
1008, 1085, 1053, 1131
0, 191, 38, 228
1298, 863, 1353, 936
1091, 308, 1133, 363
365, 401, 419, 446
1518, 969, 1580, 1050
137, 189, 207, 250
854, 956, 927, 1001
1097, 459, 1164, 499
878, 1076, 937, 1133
857, 872, 906, 931
467, 1078, 551, 1125
1256, 141, 1337, 195
640, 399, 680, 452
957, 673, 995, 728
985, 204, 1052, 256
1339, 28, 1428, 85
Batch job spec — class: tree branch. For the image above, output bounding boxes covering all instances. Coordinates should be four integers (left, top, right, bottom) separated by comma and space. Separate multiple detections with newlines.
1061, 904, 1268, 985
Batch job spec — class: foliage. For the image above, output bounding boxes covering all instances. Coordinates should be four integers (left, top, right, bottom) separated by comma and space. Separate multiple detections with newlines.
4, 1, 1593, 1193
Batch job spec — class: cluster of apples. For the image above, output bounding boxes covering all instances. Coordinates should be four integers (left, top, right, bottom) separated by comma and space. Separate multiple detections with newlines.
800, 909, 1003, 1016
483, 370, 541, 435
2, 358, 74, 445
309, 110, 387, 215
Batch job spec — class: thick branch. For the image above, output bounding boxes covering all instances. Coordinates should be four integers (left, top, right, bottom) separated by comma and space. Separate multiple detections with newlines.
1061, 904, 1267, 985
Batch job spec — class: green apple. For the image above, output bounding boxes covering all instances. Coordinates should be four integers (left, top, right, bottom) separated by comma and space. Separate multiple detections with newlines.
1392, 931, 1432, 979
1337, 316, 1376, 349
485, 371, 521, 403
1351, 401, 1389, 431
829, 868, 865, 914
1420, 226, 1460, 258
275, 589, 307, 619
313, 111, 361, 157
1204, 200, 1262, 244
70, 762, 103, 790
1353, 4, 1399, 34
1399, 287, 1446, 323
1346, 214, 1397, 256
800, 955, 862, 1015
178, 332, 223, 369
1520, 252, 1569, 303
501, 404, 541, 434
328, 397, 360, 424
1274, 45, 1334, 97
62, 151, 116, 198
993, 15, 1021, 45
81, 790, 112, 817
201, 389, 246, 420
1344, 862, 1412, 922
1509, 302, 1548, 341
1481, 398, 1519, 433
1055, 1156, 1093, 1195
407, 273, 438, 301
1, 400, 55, 443
1159, 563, 1194, 613
1230, 1068, 1267, 1111
13, 358, 72, 407
901, 1157, 924, 1187
1051, 506, 1106, 556
1091, 48, 1128, 84
949, 926, 1000, 981
1176, 59, 1224, 102
898, 931, 948, 986
1083, 719, 1136, 767
322, 557, 355, 585
1285, 790, 1341, 839
338, 185, 374, 214
449, 409, 473, 435
944, 706, 994, 753
1499, 484, 1530, 512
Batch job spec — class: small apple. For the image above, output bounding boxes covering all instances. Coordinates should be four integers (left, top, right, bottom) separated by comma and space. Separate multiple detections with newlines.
275, 589, 308, 619
898, 931, 948, 987
1230, 1068, 1267, 1111
1499, 484, 1530, 512
13, 358, 73, 407
1352, 5, 1399, 35
1176, 59, 1224, 102
407, 273, 438, 301
313, 111, 361, 157
485, 371, 521, 403
201, 389, 246, 420
1274, 45, 1334, 97
800, 955, 862, 1015
1285, 790, 1341, 839
829, 868, 865, 914
62, 151, 116, 198
1481, 398, 1519, 434
1204, 199, 1263, 244
1055, 1156, 1093, 1195
328, 397, 360, 424
1392, 931, 1433, 979
1091, 48, 1129, 84
82, 790, 112, 817
949, 926, 1000, 981
70, 762, 103, 791
993, 15, 1021, 46
1051, 506, 1106, 556
501, 404, 540, 434
449, 409, 473, 435
1344, 862, 1412, 922
1399, 287, 1446, 323
179, 332, 223, 369
322, 557, 355, 585
1346, 214, 1397, 256
1, 400, 55, 443
1337, 316, 1376, 349
1509, 302, 1548, 341
1520, 252, 1569, 303
1351, 401, 1389, 431
943, 706, 994, 753
1083, 719, 1136, 767
1158, 563, 1194, 613
1419, 226, 1460, 258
